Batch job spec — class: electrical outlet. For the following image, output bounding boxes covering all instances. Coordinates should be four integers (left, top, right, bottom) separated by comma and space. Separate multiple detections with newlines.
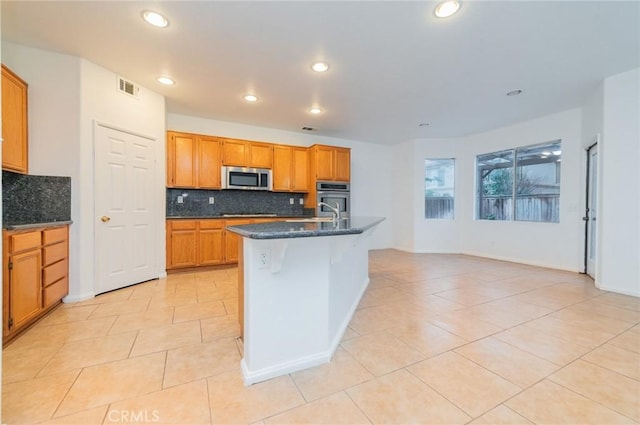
209, 197, 215, 205
299, 198, 304, 205
258, 249, 271, 269
289, 198, 294, 205
177, 195, 184, 204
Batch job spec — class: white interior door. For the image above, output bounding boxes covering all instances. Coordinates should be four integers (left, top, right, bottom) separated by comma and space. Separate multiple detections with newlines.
95, 124, 156, 294
586, 145, 598, 278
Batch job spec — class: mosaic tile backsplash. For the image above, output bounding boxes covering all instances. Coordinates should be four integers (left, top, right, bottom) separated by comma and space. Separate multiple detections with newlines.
3, 171, 72, 226
166, 188, 307, 217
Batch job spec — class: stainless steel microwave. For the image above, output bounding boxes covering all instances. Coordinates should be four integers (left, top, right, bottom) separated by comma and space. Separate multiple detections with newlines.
221, 166, 272, 191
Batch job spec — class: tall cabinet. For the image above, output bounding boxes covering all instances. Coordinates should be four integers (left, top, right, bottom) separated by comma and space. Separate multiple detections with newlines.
1, 64, 29, 174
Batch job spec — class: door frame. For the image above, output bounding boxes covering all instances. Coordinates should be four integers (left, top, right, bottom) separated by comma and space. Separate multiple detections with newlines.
93, 121, 160, 294
583, 135, 600, 279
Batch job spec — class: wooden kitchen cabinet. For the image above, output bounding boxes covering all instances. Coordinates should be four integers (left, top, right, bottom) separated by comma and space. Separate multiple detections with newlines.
224, 219, 252, 264
166, 220, 198, 268
273, 145, 309, 192
41, 227, 69, 308
198, 220, 224, 266
309, 144, 350, 182
6, 244, 42, 333
166, 219, 228, 270
3, 225, 69, 345
221, 138, 273, 168
2, 64, 28, 174
166, 131, 221, 189
334, 148, 351, 182
249, 142, 274, 169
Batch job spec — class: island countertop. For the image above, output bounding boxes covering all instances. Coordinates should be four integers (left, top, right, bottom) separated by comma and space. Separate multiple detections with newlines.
226, 216, 385, 240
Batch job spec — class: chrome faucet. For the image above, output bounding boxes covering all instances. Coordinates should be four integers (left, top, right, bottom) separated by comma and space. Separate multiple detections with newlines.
317, 202, 340, 221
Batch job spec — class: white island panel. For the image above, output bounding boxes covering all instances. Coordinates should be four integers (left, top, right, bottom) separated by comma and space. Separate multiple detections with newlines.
240, 229, 374, 385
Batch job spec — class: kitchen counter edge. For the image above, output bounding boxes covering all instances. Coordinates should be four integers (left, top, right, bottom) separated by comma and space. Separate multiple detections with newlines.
226, 216, 385, 240
3, 220, 73, 231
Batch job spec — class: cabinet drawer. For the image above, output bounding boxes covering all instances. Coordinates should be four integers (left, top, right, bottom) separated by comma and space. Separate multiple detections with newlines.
199, 220, 224, 230
43, 241, 67, 266
10, 231, 41, 253
43, 227, 67, 245
43, 277, 68, 308
43, 259, 67, 287
169, 220, 197, 230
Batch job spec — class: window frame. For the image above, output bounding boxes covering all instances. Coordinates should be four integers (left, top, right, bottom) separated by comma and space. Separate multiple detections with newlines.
476, 140, 561, 223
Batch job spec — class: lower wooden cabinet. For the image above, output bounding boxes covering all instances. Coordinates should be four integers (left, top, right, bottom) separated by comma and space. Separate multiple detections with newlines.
166, 219, 225, 270
3, 225, 69, 345
223, 219, 251, 264
166, 218, 280, 270
198, 221, 224, 266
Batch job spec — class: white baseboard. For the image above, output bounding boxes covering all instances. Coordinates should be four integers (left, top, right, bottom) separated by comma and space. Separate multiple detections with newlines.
596, 284, 640, 298
62, 292, 96, 303
241, 351, 331, 386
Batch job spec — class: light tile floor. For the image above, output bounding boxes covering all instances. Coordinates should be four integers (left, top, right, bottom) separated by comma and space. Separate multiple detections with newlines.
2, 250, 639, 424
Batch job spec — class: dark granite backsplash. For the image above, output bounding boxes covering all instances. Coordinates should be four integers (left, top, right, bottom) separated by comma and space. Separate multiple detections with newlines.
166, 188, 306, 217
3, 171, 72, 226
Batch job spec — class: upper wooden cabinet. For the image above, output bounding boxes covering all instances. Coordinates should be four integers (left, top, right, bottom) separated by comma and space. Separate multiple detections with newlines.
221, 138, 273, 168
167, 131, 221, 189
309, 144, 351, 182
2, 65, 28, 174
273, 145, 308, 192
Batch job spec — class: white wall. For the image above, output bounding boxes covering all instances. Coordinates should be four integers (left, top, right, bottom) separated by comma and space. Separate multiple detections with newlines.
600, 68, 640, 296
75, 60, 166, 300
2, 42, 84, 299
391, 140, 417, 251
461, 109, 584, 271
167, 114, 394, 249
411, 137, 466, 253
2, 43, 166, 301
395, 109, 585, 272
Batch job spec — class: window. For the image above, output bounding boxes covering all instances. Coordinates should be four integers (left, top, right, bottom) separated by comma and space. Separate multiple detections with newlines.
425, 159, 455, 219
476, 140, 561, 222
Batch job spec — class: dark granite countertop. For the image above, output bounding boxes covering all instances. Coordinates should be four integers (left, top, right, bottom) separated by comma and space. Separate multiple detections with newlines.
4, 220, 73, 231
166, 215, 308, 219
226, 216, 385, 240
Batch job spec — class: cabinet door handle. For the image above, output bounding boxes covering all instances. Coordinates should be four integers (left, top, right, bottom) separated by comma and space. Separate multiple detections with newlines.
101, 216, 111, 222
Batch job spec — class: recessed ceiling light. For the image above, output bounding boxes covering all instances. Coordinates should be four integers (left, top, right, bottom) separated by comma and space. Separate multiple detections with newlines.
309, 107, 323, 114
506, 89, 523, 96
311, 62, 329, 73
434, 1, 461, 18
156, 76, 175, 85
142, 10, 169, 28
243, 94, 259, 102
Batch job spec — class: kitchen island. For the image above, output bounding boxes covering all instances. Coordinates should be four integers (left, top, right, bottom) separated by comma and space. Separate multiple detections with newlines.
226, 216, 384, 385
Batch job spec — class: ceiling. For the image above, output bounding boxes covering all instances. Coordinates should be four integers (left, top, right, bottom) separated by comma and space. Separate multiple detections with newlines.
2, 1, 639, 145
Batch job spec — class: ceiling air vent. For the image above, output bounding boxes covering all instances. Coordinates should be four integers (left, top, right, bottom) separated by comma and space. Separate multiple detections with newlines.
117, 76, 139, 98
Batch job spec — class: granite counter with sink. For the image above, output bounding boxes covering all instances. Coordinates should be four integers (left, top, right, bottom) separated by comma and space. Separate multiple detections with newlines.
229, 216, 385, 385
226, 216, 384, 240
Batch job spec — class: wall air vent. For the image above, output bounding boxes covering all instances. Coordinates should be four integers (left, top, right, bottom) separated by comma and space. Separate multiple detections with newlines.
117, 76, 139, 98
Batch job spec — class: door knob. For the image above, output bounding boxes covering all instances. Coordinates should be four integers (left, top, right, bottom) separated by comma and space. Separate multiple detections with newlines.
101, 216, 111, 222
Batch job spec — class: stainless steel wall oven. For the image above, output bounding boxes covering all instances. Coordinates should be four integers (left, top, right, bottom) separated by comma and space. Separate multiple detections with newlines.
316, 181, 350, 218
